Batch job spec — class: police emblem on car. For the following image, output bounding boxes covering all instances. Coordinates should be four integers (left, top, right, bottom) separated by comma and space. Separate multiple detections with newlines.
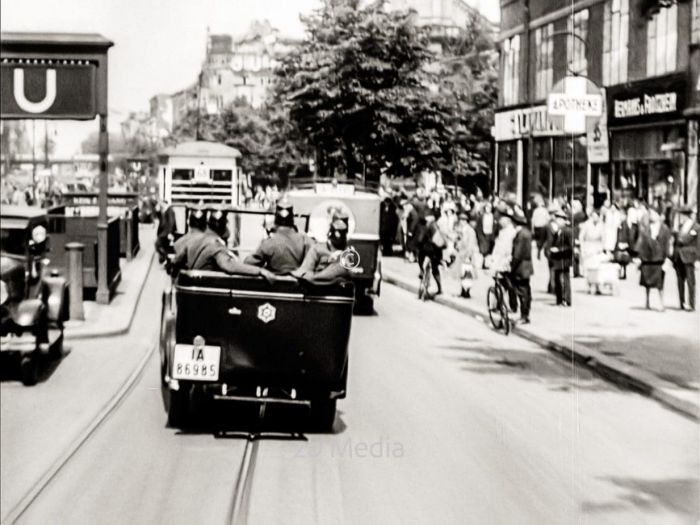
257, 303, 276, 323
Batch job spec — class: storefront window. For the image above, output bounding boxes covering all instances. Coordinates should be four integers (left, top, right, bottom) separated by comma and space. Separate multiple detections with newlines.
501, 35, 520, 106
497, 141, 518, 197
647, 3, 677, 77
535, 24, 554, 100
552, 137, 587, 203
603, 0, 629, 86
567, 10, 589, 76
533, 138, 551, 200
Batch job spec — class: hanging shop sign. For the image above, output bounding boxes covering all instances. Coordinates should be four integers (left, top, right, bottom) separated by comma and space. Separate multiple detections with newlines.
547, 76, 603, 134
492, 105, 566, 141
606, 73, 686, 127
586, 88, 609, 164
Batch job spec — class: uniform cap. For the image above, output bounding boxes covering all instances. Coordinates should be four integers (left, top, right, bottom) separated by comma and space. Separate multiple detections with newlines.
274, 200, 295, 227
188, 206, 207, 230
330, 218, 348, 232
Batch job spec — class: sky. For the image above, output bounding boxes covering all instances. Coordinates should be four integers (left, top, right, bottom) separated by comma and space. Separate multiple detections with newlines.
1, 0, 499, 156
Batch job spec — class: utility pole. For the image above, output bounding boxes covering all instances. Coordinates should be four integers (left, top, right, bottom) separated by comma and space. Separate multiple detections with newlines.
524, 0, 533, 216
31, 120, 36, 203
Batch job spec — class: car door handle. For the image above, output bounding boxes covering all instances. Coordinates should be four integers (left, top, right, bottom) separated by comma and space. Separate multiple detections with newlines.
228, 307, 242, 316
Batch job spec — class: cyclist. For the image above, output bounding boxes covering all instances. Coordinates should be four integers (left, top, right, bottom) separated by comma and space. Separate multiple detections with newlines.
489, 208, 517, 310
416, 208, 445, 295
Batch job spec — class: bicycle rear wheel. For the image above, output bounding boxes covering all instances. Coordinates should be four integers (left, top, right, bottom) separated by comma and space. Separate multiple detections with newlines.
500, 299, 510, 335
487, 286, 503, 329
418, 259, 432, 301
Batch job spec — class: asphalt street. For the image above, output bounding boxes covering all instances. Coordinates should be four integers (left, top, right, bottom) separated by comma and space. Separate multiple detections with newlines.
3, 269, 699, 524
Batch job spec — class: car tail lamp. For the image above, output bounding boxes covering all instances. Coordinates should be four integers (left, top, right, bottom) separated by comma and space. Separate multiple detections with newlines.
0, 281, 7, 305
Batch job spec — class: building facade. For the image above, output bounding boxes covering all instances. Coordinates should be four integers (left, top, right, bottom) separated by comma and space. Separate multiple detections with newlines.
147, 20, 297, 139
494, 0, 700, 211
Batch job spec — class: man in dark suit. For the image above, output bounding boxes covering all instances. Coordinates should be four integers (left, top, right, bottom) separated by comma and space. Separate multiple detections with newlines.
672, 206, 700, 311
546, 210, 574, 306
510, 207, 533, 324
155, 200, 179, 264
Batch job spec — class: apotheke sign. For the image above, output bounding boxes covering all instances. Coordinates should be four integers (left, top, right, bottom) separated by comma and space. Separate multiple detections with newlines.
493, 105, 565, 141
607, 74, 685, 127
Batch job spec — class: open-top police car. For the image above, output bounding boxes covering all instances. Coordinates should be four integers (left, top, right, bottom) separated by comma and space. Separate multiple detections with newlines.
159, 207, 354, 431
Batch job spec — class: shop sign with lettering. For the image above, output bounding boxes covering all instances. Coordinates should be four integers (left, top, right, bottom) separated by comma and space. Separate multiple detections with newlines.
492, 105, 565, 141
606, 74, 686, 127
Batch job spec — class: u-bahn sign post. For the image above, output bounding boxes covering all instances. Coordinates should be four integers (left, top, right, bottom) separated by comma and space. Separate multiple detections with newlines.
1, 32, 114, 304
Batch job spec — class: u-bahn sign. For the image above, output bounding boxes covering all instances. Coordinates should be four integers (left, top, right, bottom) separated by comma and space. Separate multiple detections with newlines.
0, 32, 112, 120
1, 60, 97, 119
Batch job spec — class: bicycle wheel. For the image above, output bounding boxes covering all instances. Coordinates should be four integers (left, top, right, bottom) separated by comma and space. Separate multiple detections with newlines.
500, 295, 511, 335
419, 262, 431, 301
487, 286, 503, 329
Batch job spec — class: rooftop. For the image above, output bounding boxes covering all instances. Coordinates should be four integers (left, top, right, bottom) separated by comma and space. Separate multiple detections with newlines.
0, 32, 113, 49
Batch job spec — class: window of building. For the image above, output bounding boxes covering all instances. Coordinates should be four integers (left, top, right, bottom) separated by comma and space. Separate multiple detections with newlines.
567, 10, 589, 75
603, 0, 629, 85
535, 24, 554, 100
647, 3, 677, 76
501, 35, 520, 106
692, 0, 700, 44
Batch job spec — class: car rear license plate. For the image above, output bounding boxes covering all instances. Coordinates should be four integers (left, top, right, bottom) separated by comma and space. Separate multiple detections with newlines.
173, 344, 220, 381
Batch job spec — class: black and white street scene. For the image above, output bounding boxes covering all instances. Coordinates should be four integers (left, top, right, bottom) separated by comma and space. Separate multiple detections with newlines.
1, 0, 700, 523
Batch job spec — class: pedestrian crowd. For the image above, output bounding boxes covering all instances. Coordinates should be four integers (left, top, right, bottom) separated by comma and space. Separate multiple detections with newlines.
379, 185, 700, 323
1, 179, 65, 208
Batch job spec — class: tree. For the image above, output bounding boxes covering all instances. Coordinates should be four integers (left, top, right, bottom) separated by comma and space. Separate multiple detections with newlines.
436, 10, 499, 182
80, 131, 127, 154
272, 0, 459, 180
169, 100, 308, 182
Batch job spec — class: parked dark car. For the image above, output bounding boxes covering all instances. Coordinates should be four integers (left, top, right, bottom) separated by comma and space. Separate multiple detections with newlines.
1, 206, 68, 385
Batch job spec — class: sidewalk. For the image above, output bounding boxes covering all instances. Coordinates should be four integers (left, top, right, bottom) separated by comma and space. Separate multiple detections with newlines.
383, 251, 700, 419
64, 224, 156, 340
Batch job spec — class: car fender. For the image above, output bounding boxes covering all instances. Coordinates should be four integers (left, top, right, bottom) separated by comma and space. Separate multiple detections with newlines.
42, 274, 69, 324
12, 299, 45, 328
160, 288, 177, 379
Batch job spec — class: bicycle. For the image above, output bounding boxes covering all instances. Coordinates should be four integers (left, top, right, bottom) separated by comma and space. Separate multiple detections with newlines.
418, 256, 433, 301
487, 273, 511, 335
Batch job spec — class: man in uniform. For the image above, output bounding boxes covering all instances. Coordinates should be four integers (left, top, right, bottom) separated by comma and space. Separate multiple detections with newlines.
294, 219, 352, 282
672, 205, 699, 311
186, 208, 275, 283
244, 200, 314, 274
170, 206, 207, 272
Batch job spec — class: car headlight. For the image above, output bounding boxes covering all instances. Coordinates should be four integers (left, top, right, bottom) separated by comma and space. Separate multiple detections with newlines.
31, 225, 47, 244
0, 281, 8, 305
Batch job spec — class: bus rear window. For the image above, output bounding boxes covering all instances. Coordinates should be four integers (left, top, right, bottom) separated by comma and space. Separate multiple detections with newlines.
172, 169, 194, 181
211, 170, 232, 181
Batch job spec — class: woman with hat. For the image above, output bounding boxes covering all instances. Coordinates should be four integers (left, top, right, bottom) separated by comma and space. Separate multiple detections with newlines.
634, 206, 673, 311
455, 212, 479, 298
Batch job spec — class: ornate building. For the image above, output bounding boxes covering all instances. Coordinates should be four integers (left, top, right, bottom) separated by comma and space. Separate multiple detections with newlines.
148, 20, 298, 138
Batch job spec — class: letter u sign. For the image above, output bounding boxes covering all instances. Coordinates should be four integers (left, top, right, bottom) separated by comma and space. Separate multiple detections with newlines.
13, 68, 57, 113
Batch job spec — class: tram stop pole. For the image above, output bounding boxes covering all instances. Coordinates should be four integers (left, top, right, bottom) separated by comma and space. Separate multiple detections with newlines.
96, 113, 110, 304
66, 242, 85, 321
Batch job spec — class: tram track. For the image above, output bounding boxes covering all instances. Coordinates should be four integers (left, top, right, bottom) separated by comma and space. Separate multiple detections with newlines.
227, 436, 260, 525
1, 342, 157, 525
